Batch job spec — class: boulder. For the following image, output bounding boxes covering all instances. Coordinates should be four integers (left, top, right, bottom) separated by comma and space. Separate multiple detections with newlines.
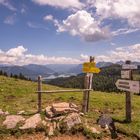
64, 113, 81, 129
19, 114, 41, 129
97, 114, 117, 139
3, 115, 25, 129
51, 102, 78, 115
97, 114, 114, 129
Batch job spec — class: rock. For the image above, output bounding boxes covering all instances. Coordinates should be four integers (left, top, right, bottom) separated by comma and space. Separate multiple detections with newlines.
47, 122, 56, 136
17, 110, 25, 115
3, 115, 25, 129
51, 116, 65, 121
69, 103, 78, 109
45, 137, 49, 140
97, 114, 117, 139
87, 126, 100, 134
64, 113, 81, 129
51, 102, 78, 115
45, 102, 79, 117
97, 114, 114, 129
19, 114, 41, 129
42, 120, 47, 126
45, 106, 54, 118
52, 102, 70, 108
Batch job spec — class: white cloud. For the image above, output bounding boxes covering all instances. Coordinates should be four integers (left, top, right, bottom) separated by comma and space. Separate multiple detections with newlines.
1, 44, 140, 65
43, 14, 59, 26
0, 46, 87, 65
44, 15, 53, 21
27, 21, 48, 30
112, 28, 139, 36
57, 10, 110, 42
80, 54, 89, 61
93, 0, 140, 28
32, 0, 84, 9
4, 14, 16, 25
0, 0, 16, 11
96, 44, 140, 62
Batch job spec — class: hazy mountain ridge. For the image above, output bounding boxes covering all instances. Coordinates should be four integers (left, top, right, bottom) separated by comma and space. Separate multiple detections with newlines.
0, 61, 139, 80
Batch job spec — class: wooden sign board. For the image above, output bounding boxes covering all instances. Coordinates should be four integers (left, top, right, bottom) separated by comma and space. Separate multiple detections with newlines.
115, 79, 140, 93
121, 70, 131, 79
122, 64, 138, 70
132, 70, 140, 81
83, 62, 100, 73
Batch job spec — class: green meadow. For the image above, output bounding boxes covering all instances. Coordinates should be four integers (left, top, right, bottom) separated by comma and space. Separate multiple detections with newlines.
0, 76, 140, 138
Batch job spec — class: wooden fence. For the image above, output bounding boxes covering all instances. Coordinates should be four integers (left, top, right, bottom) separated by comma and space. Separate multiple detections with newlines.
36, 56, 94, 113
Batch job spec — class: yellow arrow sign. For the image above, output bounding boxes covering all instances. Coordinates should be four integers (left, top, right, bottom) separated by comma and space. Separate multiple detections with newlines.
82, 62, 100, 73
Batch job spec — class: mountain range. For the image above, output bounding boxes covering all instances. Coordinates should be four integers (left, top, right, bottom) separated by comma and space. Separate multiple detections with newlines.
0, 61, 139, 80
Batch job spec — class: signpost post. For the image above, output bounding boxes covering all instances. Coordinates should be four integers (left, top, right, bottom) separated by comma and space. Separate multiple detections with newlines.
82, 56, 100, 113
115, 60, 140, 122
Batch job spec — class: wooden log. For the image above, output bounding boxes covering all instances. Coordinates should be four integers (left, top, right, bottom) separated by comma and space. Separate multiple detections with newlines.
36, 89, 92, 93
38, 75, 42, 113
82, 74, 90, 113
124, 60, 132, 122
125, 91, 131, 122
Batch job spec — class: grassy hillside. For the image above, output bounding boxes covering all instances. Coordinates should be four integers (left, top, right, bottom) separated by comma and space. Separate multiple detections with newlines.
0, 76, 140, 138
47, 64, 121, 92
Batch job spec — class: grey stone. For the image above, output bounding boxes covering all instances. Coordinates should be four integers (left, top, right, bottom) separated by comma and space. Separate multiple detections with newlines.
97, 114, 113, 129
3, 115, 25, 129
64, 113, 81, 129
19, 114, 41, 129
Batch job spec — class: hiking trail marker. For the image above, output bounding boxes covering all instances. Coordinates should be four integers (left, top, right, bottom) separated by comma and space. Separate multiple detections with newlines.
83, 62, 100, 73
82, 57, 101, 113
115, 60, 140, 122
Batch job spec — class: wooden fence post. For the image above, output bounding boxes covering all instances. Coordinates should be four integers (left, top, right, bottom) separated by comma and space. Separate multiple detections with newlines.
125, 60, 132, 122
38, 75, 42, 113
125, 91, 131, 122
82, 56, 94, 113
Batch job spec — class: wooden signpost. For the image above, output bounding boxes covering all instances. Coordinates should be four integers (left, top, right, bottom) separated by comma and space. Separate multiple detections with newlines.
115, 60, 140, 122
82, 56, 100, 113
37, 56, 100, 114
115, 79, 140, 93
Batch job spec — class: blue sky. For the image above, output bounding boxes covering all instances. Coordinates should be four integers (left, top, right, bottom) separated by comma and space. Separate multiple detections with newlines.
0, 0, 140, 65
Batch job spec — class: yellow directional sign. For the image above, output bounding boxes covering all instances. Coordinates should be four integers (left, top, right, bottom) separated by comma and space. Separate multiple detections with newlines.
82, 62, 101, 73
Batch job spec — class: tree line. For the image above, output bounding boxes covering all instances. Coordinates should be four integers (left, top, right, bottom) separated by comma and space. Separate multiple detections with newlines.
47, 64, 121, 92
0, 70, 31, 81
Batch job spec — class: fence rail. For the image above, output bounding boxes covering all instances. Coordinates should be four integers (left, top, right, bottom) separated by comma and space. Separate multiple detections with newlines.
36, 89, 92, 94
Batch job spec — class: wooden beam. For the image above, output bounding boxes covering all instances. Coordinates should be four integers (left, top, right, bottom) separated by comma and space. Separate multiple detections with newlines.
37, 75, 42, 113
36, 89, 92, 94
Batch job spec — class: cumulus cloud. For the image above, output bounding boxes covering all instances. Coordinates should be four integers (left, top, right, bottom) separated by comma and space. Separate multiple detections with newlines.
57, 10, 110, 42
0, 0, 16, 11
93, 0, 140, 28
32, 0, 84, 9
96, 44, 140, 62
1, 44, 140, 65
0, 46, 86, 65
